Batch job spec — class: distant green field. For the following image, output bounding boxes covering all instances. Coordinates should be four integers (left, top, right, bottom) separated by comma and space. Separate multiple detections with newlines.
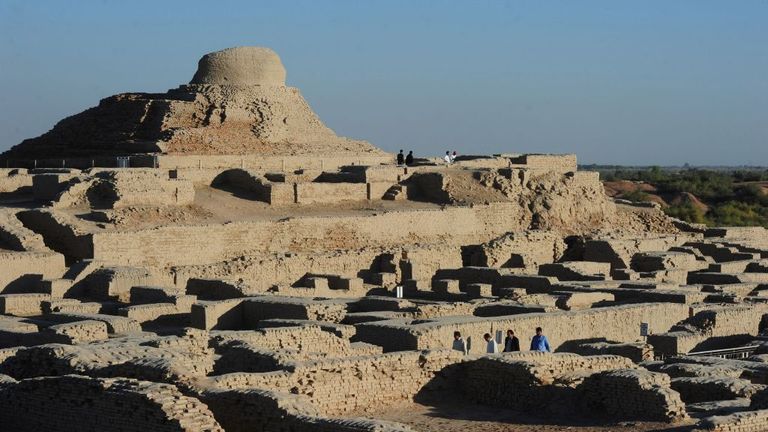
580, 165, 768, 228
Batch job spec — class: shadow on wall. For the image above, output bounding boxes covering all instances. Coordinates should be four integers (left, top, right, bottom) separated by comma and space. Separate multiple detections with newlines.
16, 210, 94, 265
0, 274, 44, 294
210, 169, 271, 203
403, 173, 451, 204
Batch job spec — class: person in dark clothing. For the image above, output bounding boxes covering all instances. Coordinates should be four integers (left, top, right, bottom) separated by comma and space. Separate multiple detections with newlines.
405, 151, 414, 166
503, 329, 520, 352
396, 149, 404, 165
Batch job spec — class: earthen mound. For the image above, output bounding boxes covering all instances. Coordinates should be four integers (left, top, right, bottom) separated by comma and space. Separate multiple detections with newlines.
2, 46, 384, 159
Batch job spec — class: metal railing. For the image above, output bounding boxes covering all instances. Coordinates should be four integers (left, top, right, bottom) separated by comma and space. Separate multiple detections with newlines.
654, 345, 761, 361
687, 345, 761, 360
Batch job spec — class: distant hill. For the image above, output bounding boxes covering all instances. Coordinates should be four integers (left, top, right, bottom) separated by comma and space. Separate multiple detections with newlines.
586, 166, 768, 228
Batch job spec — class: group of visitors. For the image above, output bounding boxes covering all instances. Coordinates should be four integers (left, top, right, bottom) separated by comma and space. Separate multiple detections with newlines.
451, 327, 551, 354
396, 150, 459, 166
396, 150, 415, 166
443, 151, 458, 164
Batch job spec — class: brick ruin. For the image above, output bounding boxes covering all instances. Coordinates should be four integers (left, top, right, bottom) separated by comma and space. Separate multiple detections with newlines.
0, 47, 767, 432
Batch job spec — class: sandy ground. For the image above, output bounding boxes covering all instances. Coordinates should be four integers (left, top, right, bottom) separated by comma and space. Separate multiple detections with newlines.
370, 397, 682, 432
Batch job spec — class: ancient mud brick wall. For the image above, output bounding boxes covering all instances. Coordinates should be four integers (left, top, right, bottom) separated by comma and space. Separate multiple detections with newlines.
176, 248, 385, 292
508, 154, 577, 172
191, 299, 245, 330
356, 302, 690, 352
568, 341, 653, 362
208, 350, 463, 416
0, 374, 223, 431
0, 208, 47, 251
695, 409, 768, 432
16, 209, 94, 261
584, 235, 697, 269
242, 297, 347, 324
670, 376, 764, 403
295, 182, 369, 204
676, 305, 768, 339
191, 297, 348, 330
66, 169, 196, 208
89, 203, 525, 268
0, 293, 50, 316
210, 326, 353, 356
32, 172, 79, 201
460, 353, 634, 411
44, 320, 109, 344
652, 305, 768, 355
579, 369, 688, 422
201, 387, 415, 432
119, 301, 192, 323
156, 154, 392, 171
0, 250, 65, 293
468, 230, 566, 269
0, 333, 215, 382
0, 168, 32, 193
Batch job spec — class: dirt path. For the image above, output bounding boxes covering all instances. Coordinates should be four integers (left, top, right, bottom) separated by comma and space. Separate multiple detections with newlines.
369, 398, 679, 432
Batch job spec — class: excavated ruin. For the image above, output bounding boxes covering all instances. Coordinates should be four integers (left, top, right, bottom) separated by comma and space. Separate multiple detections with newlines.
2, 46, 382, 159
0, 47, 767, 432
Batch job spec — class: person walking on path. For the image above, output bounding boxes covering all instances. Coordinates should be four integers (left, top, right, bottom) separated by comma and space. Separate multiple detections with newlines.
504, 329, 520, 352
530, 327, 551, 352
484, 333, 499, 353
396, 149, 404, 165
452, 331, 467, 355
443, 151, 452, 164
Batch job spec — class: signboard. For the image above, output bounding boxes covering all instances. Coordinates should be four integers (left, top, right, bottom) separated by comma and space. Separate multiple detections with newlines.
640, 322, 649, 337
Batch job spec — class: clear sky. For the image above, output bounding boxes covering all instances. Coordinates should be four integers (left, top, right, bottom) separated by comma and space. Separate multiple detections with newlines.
1, 0, 766, 165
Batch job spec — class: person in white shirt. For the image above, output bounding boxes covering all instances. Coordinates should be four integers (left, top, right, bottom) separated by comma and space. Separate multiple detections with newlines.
450, 150, 457, 163
452, 331, 468, 355
484, 333, 499, 353
443, 151, 452, 164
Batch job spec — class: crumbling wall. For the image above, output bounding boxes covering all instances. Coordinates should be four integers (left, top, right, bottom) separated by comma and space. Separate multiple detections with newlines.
208, 350, 463, 416
16, 209, 94, 262
210, 326, 354, 357
578, 369, 688, 422
468, 230, 566, 269
201, 388, 415, 432
0, 374, 223, 431
460, 353, 634, 411
0, 168, 32, 193
584, 235, 694, 269
90, 169, 195, 208
0, 208, 48, 251
695, 410, 768, 432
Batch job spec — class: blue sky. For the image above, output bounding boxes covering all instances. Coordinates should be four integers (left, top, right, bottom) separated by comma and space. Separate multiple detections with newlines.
1, 0, 766, 165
